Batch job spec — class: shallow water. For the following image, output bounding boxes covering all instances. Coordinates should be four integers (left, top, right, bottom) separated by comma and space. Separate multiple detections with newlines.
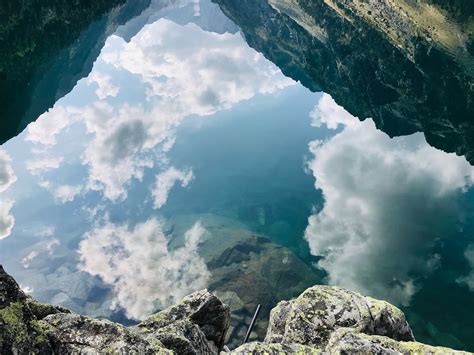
1, 0, 474, 350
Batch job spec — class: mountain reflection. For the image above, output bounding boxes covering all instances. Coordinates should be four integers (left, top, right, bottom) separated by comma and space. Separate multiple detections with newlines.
214, 0, 474, 164
0, 0, 152, 144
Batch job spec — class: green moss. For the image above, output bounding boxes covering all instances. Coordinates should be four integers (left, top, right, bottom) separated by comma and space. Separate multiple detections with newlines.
365, 297, 405, 319
150, 340, 174, 355
147, 310, 168, 323
26, 298, 67, 319
0, 302, 29, 344
398, 340, 469, 354
30, 320, 49, 346
351, 331, 469, 354
0, 301, 50, 350
232, 342, 321, 354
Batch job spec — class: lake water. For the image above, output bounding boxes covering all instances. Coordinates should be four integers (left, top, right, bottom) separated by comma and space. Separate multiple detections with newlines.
1, 0, 473, 350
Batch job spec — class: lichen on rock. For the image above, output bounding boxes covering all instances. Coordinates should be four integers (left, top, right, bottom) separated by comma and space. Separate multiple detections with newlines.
365, 296, 414, 341
42, 313, 171, 354
230, 341, 320, 354
0, 266, 229, 355
137, 289, 230, 353
326, 328, 470, 354
0, 265, 469, 354
264, 285, 414, 348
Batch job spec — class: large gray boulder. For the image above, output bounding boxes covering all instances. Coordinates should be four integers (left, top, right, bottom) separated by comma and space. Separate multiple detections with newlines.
230, 342, 318, 354
137, 289, 230, 354
265, 285, 413, 348
231, 329, 470, 354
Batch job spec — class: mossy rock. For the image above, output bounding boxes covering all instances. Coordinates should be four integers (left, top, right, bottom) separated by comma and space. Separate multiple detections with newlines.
265, 285, 414, 348
0, 301, 52, 354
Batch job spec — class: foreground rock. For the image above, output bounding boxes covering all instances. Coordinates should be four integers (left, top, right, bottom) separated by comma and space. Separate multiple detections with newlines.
0, 265, 228, 354
0, 265, 469, 354
264, 286, 414, 347
232, 285, 468, 354
136, 290, 230, 354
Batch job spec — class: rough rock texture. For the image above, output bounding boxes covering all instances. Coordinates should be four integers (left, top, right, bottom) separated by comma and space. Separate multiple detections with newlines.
42, 313, 171, 354
137, 289, 230, 354
264, 285, 413, 348
231, 286, 468, 354
0, 266, 229, 355
0, 265, 469, 354
326, 328, 470, 354
0, 265, 54, 354
230, 342, 319, 354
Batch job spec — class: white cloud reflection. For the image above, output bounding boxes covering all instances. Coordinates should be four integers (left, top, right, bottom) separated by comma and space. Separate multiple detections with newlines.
457, 246, 474, 290
78, 219, 210, 320
26, 157, 64, 176
152, 166, 194, 209
0, 199, 15, 240
87, 71, 120, 100
0, 149, 17, 240
0, 149, 17, 193
305, 95, 474, 305
24, 19, 293, 202
53, 185, 84, 204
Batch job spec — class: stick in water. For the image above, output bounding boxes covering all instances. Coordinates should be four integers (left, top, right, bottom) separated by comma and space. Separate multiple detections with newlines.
243, 304, 262, 344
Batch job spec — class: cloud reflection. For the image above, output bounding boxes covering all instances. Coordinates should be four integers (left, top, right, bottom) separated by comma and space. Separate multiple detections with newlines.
78, 219, 210, 320
0, 149, 16, 239
25, 19, 293, 202
305, 95, 474, 305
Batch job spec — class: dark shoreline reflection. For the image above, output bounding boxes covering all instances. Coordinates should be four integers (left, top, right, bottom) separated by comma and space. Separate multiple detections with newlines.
0, 0, 151, 144
213, 0, 474, 164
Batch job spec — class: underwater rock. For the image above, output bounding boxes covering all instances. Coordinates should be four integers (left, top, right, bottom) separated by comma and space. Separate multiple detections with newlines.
205, 233, 322, 347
